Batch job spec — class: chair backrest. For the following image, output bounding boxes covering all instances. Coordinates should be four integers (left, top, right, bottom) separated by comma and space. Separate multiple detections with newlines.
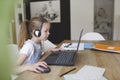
7, 44, 19, 80
81, 32, 105, 41
7, 44, 19, 65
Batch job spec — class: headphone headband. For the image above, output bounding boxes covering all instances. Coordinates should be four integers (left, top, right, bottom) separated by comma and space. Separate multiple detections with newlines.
34, 17, 47, 37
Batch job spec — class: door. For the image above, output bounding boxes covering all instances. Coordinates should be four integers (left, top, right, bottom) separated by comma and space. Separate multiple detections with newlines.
94, 0, 114, 40
71, 0, 94, 40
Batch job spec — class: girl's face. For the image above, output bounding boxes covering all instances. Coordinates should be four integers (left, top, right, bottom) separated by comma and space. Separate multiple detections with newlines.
39, 23, 50, 41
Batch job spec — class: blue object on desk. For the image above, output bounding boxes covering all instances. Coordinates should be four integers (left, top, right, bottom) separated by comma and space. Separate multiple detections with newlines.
84, 43, 94, 49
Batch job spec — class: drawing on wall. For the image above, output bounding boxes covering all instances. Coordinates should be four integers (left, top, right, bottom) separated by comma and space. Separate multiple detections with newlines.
30, 0, 61, 23
94, 0, 114, 40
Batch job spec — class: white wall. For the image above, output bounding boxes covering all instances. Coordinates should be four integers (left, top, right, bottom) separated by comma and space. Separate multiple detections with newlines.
70, 0, 94, 40
113, 0, 120, 40
70, 0, 120, 40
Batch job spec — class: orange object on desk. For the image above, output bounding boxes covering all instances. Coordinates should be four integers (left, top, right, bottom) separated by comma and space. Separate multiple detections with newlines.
94, 44, 120, 51
94, 44, 108, 50
114, 46, 120, 50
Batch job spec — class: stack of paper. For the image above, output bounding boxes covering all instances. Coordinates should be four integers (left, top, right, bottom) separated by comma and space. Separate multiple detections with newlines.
64, 65, 107, 80
60, 42, 84, 50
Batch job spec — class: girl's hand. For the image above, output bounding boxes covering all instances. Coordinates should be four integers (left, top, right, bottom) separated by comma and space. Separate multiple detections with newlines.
28, 61, 48, 73
51, 48, 61, 52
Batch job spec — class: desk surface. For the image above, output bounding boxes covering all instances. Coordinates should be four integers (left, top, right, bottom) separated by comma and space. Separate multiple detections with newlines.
16, 40, 120, 80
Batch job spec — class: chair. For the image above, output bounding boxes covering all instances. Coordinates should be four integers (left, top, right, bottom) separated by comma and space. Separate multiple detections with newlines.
7, 44, 19, 63
7, 44, 19, 80
81, 32, 105, 41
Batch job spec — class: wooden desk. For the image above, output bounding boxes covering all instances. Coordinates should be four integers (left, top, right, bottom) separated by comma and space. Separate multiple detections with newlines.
16, 40, 120, 80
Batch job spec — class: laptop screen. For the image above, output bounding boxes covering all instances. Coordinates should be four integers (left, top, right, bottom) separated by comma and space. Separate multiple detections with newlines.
76, 29, 83, 53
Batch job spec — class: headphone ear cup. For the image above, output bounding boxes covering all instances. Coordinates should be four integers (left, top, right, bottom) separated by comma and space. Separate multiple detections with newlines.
34, 29, 41, 37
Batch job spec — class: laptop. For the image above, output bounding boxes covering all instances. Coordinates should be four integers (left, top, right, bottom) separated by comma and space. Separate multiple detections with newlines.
44, 29, 83, 66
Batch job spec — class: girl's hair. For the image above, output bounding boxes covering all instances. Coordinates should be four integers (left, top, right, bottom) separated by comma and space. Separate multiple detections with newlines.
18, 17, 49, 49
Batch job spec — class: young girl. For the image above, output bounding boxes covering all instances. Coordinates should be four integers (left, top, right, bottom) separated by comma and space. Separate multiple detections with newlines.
15, 17, 58, 74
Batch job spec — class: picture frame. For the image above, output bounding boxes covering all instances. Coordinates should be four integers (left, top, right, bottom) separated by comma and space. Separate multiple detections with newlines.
25, 0, 71, 44
30, 0, 61, 23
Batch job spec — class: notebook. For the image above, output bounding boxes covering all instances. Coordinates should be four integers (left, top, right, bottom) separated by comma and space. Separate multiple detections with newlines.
43, 29, 83, 66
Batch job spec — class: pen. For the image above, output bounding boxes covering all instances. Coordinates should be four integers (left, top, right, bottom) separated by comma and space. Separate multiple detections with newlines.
60, 68, 76, 77
64, 43, 72, 48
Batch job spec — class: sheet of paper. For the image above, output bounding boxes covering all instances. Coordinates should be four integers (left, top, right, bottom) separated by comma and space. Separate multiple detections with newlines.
60, 42, 84, 50
64, 75, 107, 80
76, 65, 105, 80
63, 65, 106, 80
64, 74, 80, 80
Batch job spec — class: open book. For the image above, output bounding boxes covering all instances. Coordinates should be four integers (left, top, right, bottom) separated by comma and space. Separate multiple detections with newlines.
91, 44, 120, 53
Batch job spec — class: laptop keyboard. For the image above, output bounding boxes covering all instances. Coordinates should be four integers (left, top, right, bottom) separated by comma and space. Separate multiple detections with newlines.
53, 51, 76, 65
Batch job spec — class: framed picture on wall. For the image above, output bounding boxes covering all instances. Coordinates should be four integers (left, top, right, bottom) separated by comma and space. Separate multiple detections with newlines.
25, 0, 70, 44
30, 0, 61, 23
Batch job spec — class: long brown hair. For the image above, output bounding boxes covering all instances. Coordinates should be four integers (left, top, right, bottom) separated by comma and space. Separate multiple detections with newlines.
18, 17, 49, 49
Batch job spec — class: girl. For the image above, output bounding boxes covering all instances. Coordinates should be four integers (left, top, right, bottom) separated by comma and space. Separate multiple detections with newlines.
15, 17, 57, 74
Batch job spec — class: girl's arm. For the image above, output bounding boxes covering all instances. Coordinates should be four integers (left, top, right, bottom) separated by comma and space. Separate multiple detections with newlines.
49, 48, 61, 52
44, 48, 61, 54
14, 54, 29, 74
14, 54, 48, 74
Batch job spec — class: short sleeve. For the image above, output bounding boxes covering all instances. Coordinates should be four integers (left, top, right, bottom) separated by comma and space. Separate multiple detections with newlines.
19, 43, 34, 56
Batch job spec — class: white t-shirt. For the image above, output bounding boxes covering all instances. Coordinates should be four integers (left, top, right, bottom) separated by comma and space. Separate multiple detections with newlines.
20, 39, 42, 64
